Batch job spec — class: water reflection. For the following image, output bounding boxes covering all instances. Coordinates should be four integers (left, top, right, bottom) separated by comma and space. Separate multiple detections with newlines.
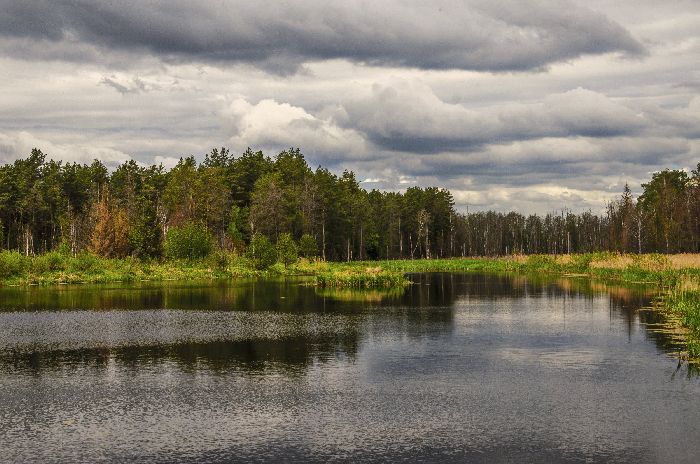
2, 273, 699, 463
0, 273, 685, 374
2, 336, 361, 377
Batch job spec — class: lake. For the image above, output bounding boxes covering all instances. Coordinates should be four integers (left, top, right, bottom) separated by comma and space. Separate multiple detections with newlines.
1, 273, 698, 463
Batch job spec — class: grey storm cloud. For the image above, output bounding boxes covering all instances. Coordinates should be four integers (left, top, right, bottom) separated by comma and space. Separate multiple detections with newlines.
339, 84, 648, 153
0, 0, 644, 72
362, 134, 693, 190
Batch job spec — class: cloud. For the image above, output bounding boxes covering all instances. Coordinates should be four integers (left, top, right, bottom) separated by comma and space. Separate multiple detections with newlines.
0, 1, 698, 215
0, 0, 644, 73
100, 75, 157, 95
223, 98, 368, 165
0, 131, 132, 167
154, 155, 181, 170
340, 83, 647, 153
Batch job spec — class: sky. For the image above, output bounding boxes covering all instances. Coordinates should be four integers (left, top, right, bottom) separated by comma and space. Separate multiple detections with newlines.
0, 0, 698, 214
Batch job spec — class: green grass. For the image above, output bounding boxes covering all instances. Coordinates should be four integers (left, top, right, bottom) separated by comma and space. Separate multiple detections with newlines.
0, 249, 265, 285
315, 268, 410, 288
663, 288, 700, 358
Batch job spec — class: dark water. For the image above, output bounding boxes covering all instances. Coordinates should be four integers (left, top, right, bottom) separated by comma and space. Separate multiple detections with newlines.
0, 273, 698, 463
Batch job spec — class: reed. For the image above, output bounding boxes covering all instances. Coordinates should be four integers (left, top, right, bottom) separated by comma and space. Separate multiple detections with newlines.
315, 267, 410, 288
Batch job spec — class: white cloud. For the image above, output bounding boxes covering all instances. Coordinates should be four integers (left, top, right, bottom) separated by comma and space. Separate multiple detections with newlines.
223, 98, 368, 164
154, 156, 181, 170
0, 131, 132, 167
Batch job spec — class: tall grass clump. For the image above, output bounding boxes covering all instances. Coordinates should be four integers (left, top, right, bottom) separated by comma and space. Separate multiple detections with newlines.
316, 267, 410, 288
664, 287, 700, 357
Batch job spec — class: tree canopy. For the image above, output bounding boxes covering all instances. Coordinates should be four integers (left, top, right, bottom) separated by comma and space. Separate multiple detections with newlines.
0, 148, 698, 259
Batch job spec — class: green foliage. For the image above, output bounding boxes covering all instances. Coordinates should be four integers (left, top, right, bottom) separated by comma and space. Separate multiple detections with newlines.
276, 233, 298, 268
129, 205, 162, 259
227, 205, 245, 247
246, 233, 277, 270
69, 252, 99, 272
299, 234, 318, 259
524, 254, 560, 272
316, 268, 410, 288
664, 287, 700, 358
31, 251, 66, 273
208, 250, 231, 271
0, 251, 27, 278
164, 222, 213, 260
1, 147, 700, 262
56, 239, 72, 256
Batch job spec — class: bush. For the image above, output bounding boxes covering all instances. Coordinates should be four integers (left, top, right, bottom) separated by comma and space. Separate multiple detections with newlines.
164, 222, 213, 260
0, 250, 27, 279
70, 252, 99, 272
31, 251, 66, 273
299, 233, 318, 259
246, 233, 277, 270
276, 233, 298, 268
209, 250, 231, 271
56, 239, 72, 256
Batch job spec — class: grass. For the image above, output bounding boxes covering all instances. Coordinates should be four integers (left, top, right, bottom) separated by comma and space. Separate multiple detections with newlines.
663, 286, 700, 358
0, 249, 263, 285
315, 266, 411, 288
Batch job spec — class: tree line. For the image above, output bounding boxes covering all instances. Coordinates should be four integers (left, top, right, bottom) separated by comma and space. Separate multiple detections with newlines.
0, 147, 698, 260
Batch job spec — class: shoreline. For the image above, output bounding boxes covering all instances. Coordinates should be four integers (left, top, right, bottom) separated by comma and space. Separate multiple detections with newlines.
2, 251, 698, 358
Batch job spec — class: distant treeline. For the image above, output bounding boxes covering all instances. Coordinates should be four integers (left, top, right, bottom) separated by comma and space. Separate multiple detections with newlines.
0, 147, 698, 259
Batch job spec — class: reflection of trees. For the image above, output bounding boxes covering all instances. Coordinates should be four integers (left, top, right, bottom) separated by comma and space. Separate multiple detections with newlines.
0, 275, 462, 375
1, 271, 696, 376
0, 278, 324, 313
0, 336, 361, 376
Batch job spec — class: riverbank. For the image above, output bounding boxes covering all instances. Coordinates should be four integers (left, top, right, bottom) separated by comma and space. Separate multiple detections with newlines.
2, 249, 698, 358
5, 250, 699, 287
365, 253, 700, 357
319, 253, 700, 357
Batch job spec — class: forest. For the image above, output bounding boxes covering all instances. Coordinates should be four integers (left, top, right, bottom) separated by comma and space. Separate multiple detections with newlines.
0, 147, 699, 261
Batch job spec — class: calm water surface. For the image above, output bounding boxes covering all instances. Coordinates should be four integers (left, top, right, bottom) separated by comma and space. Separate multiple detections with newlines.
0, 273, 698, 463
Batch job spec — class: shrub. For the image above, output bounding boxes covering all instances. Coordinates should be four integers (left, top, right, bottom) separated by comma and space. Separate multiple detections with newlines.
56, 239, 72, 256
246, 233, 277, 270
70, 252, 99, 272
31, 251, 66, 273
315, 268, 410, 288
209, 250, 231, 271
299, 234, 318, 259
164, 222, 213, 260
0, 250, 27, 279
276, 233, 298, 268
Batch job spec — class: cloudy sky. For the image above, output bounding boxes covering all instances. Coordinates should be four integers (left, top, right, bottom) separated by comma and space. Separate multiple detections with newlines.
1, 0, 698, 213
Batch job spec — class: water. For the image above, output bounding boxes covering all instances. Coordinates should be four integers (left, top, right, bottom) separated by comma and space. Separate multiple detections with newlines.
0, 273, 698, 463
